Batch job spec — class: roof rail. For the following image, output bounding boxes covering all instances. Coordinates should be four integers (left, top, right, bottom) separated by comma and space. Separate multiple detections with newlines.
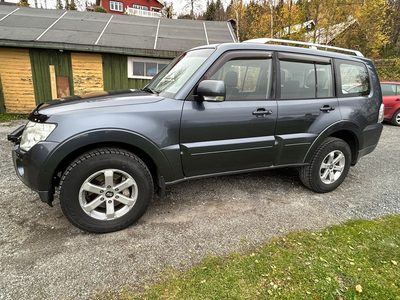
242, 38, 364, 57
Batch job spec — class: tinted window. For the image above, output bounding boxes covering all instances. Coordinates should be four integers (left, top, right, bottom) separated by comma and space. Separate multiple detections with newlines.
210, 59, 272, 100
133, 62, 144, 76
381, 84, 396, 96
338, 61, 370, 96
280, 61, 333, 99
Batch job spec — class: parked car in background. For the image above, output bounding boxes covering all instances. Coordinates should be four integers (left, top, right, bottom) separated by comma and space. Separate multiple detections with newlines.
8, 39, 384, 233
380, 82, 400, 126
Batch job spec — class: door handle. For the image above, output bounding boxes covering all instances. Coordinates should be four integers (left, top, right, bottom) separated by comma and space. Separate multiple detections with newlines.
320, 105, 335, 112
396, 98, 400, 101
252, 108, 272, 117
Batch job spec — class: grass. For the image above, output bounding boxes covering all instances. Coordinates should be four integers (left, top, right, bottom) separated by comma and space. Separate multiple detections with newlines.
127, 215, 400, 300
0, 113, 27, 123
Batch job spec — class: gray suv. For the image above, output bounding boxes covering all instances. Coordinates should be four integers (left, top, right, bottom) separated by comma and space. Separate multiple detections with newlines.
8, 39, 384, 233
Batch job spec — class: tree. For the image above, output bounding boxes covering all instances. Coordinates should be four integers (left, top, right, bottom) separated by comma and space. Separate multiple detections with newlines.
327, 0, 389, 58
56, 0, 63, 9
184, 0, 202, 20
16, 0, 29, 7
162, 2, 175, 18
229, 0, 246, 41
94, 5, 107, 13
387, 0, 400, 51
204, 0, 217, 20
215, 0, 225, 20
69, 0, 77, 10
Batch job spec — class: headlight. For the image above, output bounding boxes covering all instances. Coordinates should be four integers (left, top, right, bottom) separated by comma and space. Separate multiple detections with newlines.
20, 121, 56, 152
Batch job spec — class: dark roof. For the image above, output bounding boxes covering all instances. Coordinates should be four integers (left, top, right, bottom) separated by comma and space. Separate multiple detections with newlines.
0, 1, 14, 6
0, 6, 237, 58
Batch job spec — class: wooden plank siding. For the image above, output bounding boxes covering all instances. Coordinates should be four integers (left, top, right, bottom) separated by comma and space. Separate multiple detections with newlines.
0, 73, 5, 113
0, 48, 36, 113
102, 53, 149, 91
29, 49, 74, 105
71, 53, 104, 95
0, 49, 156, 113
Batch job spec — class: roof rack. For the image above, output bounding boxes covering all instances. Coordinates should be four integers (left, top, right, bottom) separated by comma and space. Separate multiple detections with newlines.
242, 38, 364, 57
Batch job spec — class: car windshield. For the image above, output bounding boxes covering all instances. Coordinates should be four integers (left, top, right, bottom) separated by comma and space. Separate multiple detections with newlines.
145, 48, 215, 97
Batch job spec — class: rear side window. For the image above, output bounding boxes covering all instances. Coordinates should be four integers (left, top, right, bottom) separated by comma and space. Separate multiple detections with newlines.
279, 59, 334, 99
337, 60, 370, 96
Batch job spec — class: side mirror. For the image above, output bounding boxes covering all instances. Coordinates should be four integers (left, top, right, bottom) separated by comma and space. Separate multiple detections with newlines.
197, 80, 225, 102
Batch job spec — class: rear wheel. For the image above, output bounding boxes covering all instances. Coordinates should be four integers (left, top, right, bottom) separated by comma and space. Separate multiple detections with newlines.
299, 137, 351, 193
59, 148, 153, 233
391, 109, 400, 126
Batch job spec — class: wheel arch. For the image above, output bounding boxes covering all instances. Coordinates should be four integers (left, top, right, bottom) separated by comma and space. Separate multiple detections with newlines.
39, 129, 175, 193
304, 122, 361, 165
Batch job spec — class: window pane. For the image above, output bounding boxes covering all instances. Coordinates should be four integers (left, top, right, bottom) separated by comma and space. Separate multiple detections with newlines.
133, 62, 144, 76
158, 64, 167, 73
381, 84, 396, 96
316, 64, 333, 98
340, 62, 370, 95
146, 63, 157, 76
148, 49, 214, 95
210, 59, 272, 100
396, 85, 400, 95
280, 61, 315, 99
242, 66, 261, 92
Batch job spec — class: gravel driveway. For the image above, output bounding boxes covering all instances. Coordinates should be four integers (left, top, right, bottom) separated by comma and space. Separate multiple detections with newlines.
0, 121, 399, 300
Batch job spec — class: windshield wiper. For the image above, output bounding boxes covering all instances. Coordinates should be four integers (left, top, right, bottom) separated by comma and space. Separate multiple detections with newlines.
141, 87, 159, 95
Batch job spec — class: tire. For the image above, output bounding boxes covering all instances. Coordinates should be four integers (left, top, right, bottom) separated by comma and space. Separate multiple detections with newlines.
299, 137, 351, 193
390, 109, 400, 126
59, 148, 153, 233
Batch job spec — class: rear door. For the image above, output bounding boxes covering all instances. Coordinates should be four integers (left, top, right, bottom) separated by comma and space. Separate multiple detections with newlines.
180, 51, 278, 177
275, 53, 340, 165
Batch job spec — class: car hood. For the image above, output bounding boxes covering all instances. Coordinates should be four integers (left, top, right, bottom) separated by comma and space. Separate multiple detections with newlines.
29, 90, 164, 121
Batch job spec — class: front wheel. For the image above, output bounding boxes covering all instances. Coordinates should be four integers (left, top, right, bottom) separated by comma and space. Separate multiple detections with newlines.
299, 137, 351, 193
59, 148, 153, 233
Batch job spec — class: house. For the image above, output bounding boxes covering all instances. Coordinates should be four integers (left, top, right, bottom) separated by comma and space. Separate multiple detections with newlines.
100, 0, 164, 17
282, 17, 356, 45
0, 6, 237, 113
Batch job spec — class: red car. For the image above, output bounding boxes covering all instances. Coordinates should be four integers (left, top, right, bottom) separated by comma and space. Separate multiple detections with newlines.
381, 82, 400, 126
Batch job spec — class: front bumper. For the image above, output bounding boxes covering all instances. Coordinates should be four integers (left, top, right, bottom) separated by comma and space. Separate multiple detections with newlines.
12, 142, 59, 206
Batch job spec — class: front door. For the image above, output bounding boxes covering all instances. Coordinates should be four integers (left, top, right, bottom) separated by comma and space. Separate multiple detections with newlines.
180, 52, 277, 177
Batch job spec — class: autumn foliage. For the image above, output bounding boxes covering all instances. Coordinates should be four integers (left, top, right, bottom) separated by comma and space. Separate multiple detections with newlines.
204, 0, 400, 59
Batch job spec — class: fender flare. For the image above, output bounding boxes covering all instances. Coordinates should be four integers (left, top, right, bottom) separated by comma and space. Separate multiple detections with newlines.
303, 121, 362, 164
37, 128, 176, 192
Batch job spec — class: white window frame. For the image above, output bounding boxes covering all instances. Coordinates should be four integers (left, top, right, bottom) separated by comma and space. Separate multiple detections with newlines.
128, 57, 171, 79
109, 1, 123, 12
132, 4, 148, 10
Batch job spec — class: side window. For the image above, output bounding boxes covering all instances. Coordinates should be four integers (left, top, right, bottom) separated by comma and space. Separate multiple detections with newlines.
280, 61, 333, 99
338, 60, 370, 96
381, 84, 396, 97
397, 85, 400, 95
210, 58, 272, 100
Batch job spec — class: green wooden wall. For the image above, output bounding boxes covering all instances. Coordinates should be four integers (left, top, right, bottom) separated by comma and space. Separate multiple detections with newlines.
0, 73, 5, 113
29, 49, 74, 105
102, 53, 150, 91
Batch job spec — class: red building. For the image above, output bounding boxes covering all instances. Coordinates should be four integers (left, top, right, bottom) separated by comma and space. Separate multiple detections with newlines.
100, 0, 164, 16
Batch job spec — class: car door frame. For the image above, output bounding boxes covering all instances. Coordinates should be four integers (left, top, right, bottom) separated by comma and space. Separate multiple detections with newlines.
179, 50, 279, 178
